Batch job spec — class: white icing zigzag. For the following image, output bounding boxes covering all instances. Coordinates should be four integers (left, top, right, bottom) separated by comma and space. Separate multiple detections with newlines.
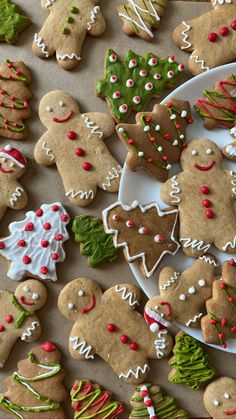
160, 271, 180, 290
154, 329, 168, 359
230, 171, 236, 195
87, 6, 100, 30
115, 284, 139, 307
170, 175, 181, 204
119, 363, 150, 379
82, 114, 103, 138
56, 53, 81, 62
185, 312, 203, 327
70, 336, 94, 360
181, 21, 192, 50
65, 189, 94, 200
39, 139, 55, 162
223, 237, 236, 251
45, 0, 56, 7
102, 165, 123, 191
180, 237, 211, 253
190, 54, 209, 71
199, 255, 219, 267
33, 34, 49, 58
21, 321, 39, 341
10, 187, 24, 207
212, 0, 231, 4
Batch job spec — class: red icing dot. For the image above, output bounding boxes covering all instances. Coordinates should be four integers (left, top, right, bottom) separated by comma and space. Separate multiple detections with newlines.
231, 326, 236, 332
149, 137, 156, 143
18, 240, 26, 247
5, 315, 14, 324
176, 124, 181, 129
218, 333, 224, 339
120, 335, 128, 344
210, 319, 216, 324
16, 70, 21, 76
128, 138, 135, 145
141, 390, 148, 397
7, 63, 13, 68
0, 325, 5, 332
222, 343, 227, 348
55, 233, 63, 241
146, 117, 152, 123
221, 318, 227, 326
23, 255, 31, 264
164, 133, 170, 140
162, 156, 168, 161
145, 400, 152, 407
230, 259, 235, 266
220, 283, 225, 289
130, 342, 138, 351
202, 199, 211, 208
220, 26, 229, 36
75, 147, 85, 157
82, 162, 92, 171
44, 222, 51, 230
51, 253, 59, 260
25, 222, 34, 231
67, 130, 77, 140
73, 385, 79, 391
106, 323, 116, 333
51, 205, 59, 212
41, 266, 48, 275
61, 214, 69, 222
73, 402, 80, 411
147, 157, 153, 164
151, 416, 157, 419
205, 209, 214, 219
0, 241, 5, 249
41, 239, 49, 248
229, 296, 235, 302
166, 101, 173, 108
41, 341, 56, 352
36, 209, 43, 217
208, 32, 218, 42
231, 20, 236, 30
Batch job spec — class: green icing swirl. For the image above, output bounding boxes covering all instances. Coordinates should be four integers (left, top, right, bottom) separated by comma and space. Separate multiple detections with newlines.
96, 49, 184, 121
169, 332, 215, 390
72, 215, 118, 268
0, 0, 30, 43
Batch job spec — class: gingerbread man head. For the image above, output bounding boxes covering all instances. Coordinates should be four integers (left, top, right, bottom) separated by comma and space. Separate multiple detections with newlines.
181, 139, 222, 173
39, 90, 80, 129
204, 377, 236, 418
15, 280, 47, 312
0, 145, 27, 179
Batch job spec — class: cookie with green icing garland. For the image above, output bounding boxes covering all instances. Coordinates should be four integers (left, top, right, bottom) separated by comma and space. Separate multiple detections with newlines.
96, 49, 185, 122
0, 341, 67, 418
0, 0, 30, 44
72, 214, 118, 267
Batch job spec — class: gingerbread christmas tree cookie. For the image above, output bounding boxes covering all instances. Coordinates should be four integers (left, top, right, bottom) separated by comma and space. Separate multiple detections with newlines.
0, 0, 30, 44
117, 98, 192, 182
117, 0, 167, 41
96, 49, 185, 122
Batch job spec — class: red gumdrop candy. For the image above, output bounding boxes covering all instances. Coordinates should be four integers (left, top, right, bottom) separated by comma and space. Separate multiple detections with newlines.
41, 341, 56, 352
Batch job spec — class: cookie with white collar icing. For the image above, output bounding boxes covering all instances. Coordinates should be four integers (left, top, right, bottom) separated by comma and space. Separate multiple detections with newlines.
32, 0, 106, 70
204, 377, 236, 419
222, 126, 236, 161
0, 279, 47, 368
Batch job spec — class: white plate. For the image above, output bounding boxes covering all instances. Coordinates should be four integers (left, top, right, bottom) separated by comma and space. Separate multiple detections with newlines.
118, 63, 236, 353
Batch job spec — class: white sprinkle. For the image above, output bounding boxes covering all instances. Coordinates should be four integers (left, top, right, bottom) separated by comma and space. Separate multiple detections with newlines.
144, 126, 150, 132
188, 286, 196, 294
179, 294, 186, 301
155, 125, 160, 131
170, 114, 176, 120
181, 110, 187, 118
198, 279, 206, 287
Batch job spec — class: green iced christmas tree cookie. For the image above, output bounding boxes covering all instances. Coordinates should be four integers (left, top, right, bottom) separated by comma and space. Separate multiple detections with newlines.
0, 0, 30, 44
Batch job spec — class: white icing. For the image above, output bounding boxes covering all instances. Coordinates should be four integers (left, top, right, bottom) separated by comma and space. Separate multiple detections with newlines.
144, 125, 150, 132
154, 73, 161, 80
138, 151, 144, 157
45, 0, 56, 7
118, 127, 124, 134
168, 56, 175, 63
173, 140, 178, 146
78, 290, 84, 297
119, 0, 160, 39
58, 101, 64, 107
185, 313, 203, 327
140, 69, 147, 77
192, 149, 198, 156
32, 293, 39, 300
145, 307, 172, 329
230, 126, 236, 137
154, 329, 168, 359
181, 110, 187, 118
170, 114, 176, 120
119, 104, 128, 113
119, 364, 150, 379
160, 271, 180, 290
102, 165, 123, 191
23, 285, 30, 292
113, 91, 120, 99
129, 59, 137, 68
230, 171, 236, 195
198, 279, 206, 287
82, 114, 103, 138
0, 202, 69, 282
110, 75, 118, 83
212, 0, 231, 4
139, 227, 147, 234
103, 201, 180, 278
180, 237, 211, 253
167, 71, 174, 78
181, 21, 192, 50
154, 234, 163, 243
148, 57, 157, 66
10, 187, 24, 207
188, 286, 196, 294
157, 146, 162, 151
39, 139, 55, 162
155, 125, 160, 131
145, 82, 153, 91
46, 106, 52, 112
206, 148, 212, 155
126, 79, 134, 87
21, 321, 39, 341
65, 189, 94, 200
69, 336, 94, 359
140, 385, 155, 417
224, 393, 230, 399
213, 400, 220, 406
223, 236, 236, 251
150, 322, 159, 332
68, 303, 74, 310
33, 34, 49, 58
226, 144, 236, 157
179, 294, 186, 301
56, 53, 81, 62
87, 6, 100, 31
133, 96, 141, 104
170, 175, 181, 204
199, 255, 219, 267
115, 284, 139, 307
126, 220, 133, 227
190, 54, 210, 71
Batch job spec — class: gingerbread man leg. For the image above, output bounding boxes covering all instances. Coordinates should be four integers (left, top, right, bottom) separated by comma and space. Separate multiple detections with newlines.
64, 177, 97, 207
214, 231, 236, 254
180, 226, 212, 257
55, 36, 84, 71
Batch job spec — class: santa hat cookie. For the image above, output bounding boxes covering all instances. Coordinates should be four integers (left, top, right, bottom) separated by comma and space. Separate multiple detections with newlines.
0, 145, 27, 168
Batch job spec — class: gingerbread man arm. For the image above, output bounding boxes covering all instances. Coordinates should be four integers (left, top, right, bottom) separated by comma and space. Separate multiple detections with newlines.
20, 315, 41, 343
103, 284, 142, 309
69, 322, 95, 361
160, 173, 183, 206
82, 112, 115, 140
34, 133, 55, 166
86, 6, 106, 37
173, 20, 194, 53
8, 182, 28, 211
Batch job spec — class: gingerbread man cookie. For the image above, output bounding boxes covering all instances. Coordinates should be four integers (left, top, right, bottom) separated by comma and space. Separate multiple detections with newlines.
145, 255, 217, 330
160, 139, 236, 257
32, 0, 106, 70
0, 279, 47, 368
0, 145, 28, 222
222, 125, 236, 162
34, 91, 122, 207
204, 377, 236, 419
58, 278, 173, 384
173, 0, 236, 75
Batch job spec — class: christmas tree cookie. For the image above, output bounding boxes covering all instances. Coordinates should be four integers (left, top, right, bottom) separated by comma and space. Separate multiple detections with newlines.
201, 259, 236, 348
71, 379, 123, 418
168, 332, 215, 390
0, 202, 70, 282
0, 60, 32, 140
0, 341, 67, 418
96, 49, 185, 122
0, 0, 30, 44
116, 98, 192, 183
117, 0, 167, 42
129, 383, 189, 418
72, 215, 118, 267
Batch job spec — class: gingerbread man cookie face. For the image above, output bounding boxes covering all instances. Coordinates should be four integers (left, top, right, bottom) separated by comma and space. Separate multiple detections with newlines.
35, 91, 122, 207
204, 377, 236, 419
161, 139, 236, 257
32, 0, 106, 70
15, 280, 47, 312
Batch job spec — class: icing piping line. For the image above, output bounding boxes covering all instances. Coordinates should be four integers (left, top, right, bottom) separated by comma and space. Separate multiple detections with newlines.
154, 329, 168, 359
190, 54, 209, 71
39, 139, 55, 161
199, 255, 219, 267
181, 21, 192, 50
45, 0, 56, 7
115, 284, 139, 307
56, 53, 81, 62
160, 271, 180, 290
180, 237, 211, 253
226, 144, 236, 157
87, 6, 100, 30
21, 321, 39, 341
82, 114, 103, 138
33, 34, 49, 58
10, 187, 24, 207
119, 364, 150, 379
223, 236, 236, 251
69, 336, 94, 360
102, 165, 123, 191
170, 175, 181, 204
65, 189, 94, 200
185, 312, 203, 327
230, 170, 236, 194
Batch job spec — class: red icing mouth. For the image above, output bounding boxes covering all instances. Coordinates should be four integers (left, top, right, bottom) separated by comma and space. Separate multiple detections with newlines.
81, 294, 95, 314
20, 296, 34, 306
194, 161, 215, 171
52, 110, 73, 123
0, 164, 13, 173
225, 408, 236, 415
144, 308, 166, 330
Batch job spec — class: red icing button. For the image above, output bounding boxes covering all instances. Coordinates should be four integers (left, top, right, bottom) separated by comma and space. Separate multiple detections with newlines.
41, 341, 56, 352
51, 253, 59, 260
55, 233, 63, 241
82, 162, 92, 171
23, 255, 31, 264
41, 240, 49, 248
61, 214, 69, 222
218, 333, 224, 339
130, 342, 138, 351
205, 209, 214, 219
0, 241, 5, 249
128, 138, 135, 145
51, 205, 59, 212
67, 130, 77, 140
145, 400, 152, 407
73, 402, 80, 411
201, 185, 210, 195
18, 240, 26, 247
120, 335, 128, 344
202, 199, 211, 208
41, 266, 48, 275
221, 318, 227, 326
231, 20, 236, 30
5, 315, 14, 324
43, 222, 51, 230
220, 26, 229, 36
166, 101, 173, 108
141, 390, 148, 397
208, 32, 218, 42
36, 209, 43, 217
106, 323, 116, 333
0, 325, 5, 332
25, 222, 34, 231
75, 147, 85, 157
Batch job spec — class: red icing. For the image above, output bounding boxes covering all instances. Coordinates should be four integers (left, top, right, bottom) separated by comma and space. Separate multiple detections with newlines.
145, 400, 152, 407
146, 117, 152, 123
225, 407, 236, 415
231, 20, 236, 30
194, 161, 215, 171
210, 319, 216, 324
75, 147, 85, 157
41, 239, 49, 248
18, 240, 26, 247
52, 110, 73, 123
166, 101, 173, 108
205, 209, 214, 219
229, 296, 235, 302
218, 333, 224, 339
208, 32, 218, 42
43, 222, 51, 230
20, 296, 34, 306
141, 390, 148, 397
25, 222, 34, 231
73, 384, 79, 391
41, 341, 56, 352
128, 138, 135, 145
36, 209, 43, 217
164, 133, 170, 140
67, 130, 77, 140
231, 326, 236, 332
51, 205, 59, 211
5, 315, 14, 324
55, 233, 63, 241
0, 242, 5, 249
23, 255, 31, 264
130, 342, 138, 350
120, 335, 128, 344
41, 266, 48, 275
220, 26, 229, 36
106, 323, 116, 332
0, 325, 5, 332
147, 157, 154, 163
81, 294, 95, 314
149, 137, 156, 143
220, 283, 226, 289
221, 318, 227, 326
73, 402, 80, 411
201, 185, 210, 195
61, 214, 69, 222
230, 259, 235, 266
51, 253, 59, 260
160, 301, 172, 317
82, 162, 92, 171
202, 199, 211, 208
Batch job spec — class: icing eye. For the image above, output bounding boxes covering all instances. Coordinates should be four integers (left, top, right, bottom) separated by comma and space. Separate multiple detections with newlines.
68, 303, 74, 310
179, 294, 186, 301
191, 149, 198, 156
78, 290, 84, 297
213, 400, 220, 406
206, 148, 212, 155
188, 286, 196, 294
59, 101, 64, 107
23, 286, 30, 292
198, 279, 206, 287
46, 106, 52, 112
224, 393, 230, 399
32, 293, 39, 300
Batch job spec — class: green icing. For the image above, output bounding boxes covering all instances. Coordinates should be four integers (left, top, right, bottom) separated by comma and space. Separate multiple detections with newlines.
169, 332, 215, 390
11, 295, 34, 328
62, 26, 70, 35
0, 0, 30, 43
130, 383, 189, 418
70, 6, 79, 13
96, 49, 184, 121
72, 215, 118, 268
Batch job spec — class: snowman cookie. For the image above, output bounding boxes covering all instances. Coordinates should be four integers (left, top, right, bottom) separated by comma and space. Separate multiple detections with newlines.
160, 139, 236, 257
204, 377, 236, 419
34, 90, 122, 207
0, 279, 47, 367
58, 278, 173, 384
0, 145, 28, 222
